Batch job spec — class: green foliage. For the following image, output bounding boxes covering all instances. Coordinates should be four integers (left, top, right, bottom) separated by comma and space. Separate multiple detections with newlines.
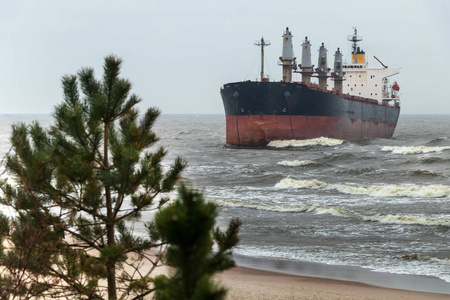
0, 55, 186, 299
152, 184, 241, 300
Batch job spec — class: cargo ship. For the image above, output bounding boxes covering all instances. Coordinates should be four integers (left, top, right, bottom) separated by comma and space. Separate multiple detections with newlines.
220, 28, 401, 146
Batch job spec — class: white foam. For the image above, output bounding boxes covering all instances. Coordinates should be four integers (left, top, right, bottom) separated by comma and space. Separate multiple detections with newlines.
268, 137, 344, 148
382, 146, 450, 154
277, 160, 316, 167
275, 178, 450, 198
275, 178, 328, 189
306, 206, 355, 218
364, 214, 450, 226
335, 183, 450, 198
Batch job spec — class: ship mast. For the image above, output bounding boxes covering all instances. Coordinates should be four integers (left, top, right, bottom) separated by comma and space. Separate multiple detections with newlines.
254, 37, 271, 81
347, 27, 362, 64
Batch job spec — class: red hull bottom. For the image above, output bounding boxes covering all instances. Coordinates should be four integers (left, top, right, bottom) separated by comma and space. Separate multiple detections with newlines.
226, 115, 397, 146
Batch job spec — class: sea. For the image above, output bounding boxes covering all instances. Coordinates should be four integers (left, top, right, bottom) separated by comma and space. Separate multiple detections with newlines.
1, 114, 449, 293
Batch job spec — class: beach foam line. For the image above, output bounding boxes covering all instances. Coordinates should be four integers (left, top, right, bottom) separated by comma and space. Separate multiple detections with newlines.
275, 177, 450, 198
382, 145, 450, 155
277, 160, 316, 167
268, 137, 344, 148
211, 199, 450, 226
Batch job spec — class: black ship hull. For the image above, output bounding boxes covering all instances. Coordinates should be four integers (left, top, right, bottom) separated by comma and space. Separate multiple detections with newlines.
220, 81, 400, 146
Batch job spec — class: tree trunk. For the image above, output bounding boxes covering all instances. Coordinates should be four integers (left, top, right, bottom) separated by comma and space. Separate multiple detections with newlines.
104, 123, 116, 300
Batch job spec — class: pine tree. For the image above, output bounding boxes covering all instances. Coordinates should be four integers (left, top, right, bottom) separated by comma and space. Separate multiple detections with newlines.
151, 184, 241, 300
0, 55, 186, 299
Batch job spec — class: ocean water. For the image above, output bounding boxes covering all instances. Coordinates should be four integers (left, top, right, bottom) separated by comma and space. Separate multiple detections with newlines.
1, 114, 449, 290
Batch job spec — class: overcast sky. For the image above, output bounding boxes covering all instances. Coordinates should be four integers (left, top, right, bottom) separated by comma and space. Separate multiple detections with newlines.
1, 0, 449, 115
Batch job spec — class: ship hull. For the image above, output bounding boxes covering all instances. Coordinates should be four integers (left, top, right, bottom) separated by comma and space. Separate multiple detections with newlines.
221, 81, 400, 146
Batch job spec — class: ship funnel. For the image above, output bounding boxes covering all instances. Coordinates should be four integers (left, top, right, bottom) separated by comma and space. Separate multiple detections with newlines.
299, 36, 314, 83
314, 43, 330, 90
279, 27, 297, 82
332, 48, 344, 94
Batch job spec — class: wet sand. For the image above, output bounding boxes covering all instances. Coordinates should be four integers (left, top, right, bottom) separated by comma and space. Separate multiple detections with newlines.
216, 266, 450, 300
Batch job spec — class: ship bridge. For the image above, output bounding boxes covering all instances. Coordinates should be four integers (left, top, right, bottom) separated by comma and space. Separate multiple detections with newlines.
340, 28, 400, 104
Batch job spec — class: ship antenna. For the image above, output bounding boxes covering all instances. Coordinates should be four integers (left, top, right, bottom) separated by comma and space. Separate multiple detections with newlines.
255, 37, 271, 81
347, 27, 362, 64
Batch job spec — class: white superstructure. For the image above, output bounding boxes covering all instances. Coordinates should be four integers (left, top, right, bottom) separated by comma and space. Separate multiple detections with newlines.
340, 28, 400, 104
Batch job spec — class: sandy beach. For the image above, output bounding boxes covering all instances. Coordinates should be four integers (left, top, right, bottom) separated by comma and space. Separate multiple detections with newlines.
216, 266, 450, 300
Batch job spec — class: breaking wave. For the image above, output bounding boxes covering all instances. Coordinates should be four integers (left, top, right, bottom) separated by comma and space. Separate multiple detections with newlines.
381, 146, 450, 154
402, 254, 450, 264
268, 137, 344, 148
277, 160, 316, 167
364, 214, 450, 226
211, 199, 450, 226
275, 178, 327, 189
211, 199, 358, 218
335, 183, 450, 197
275, 177, 450, 198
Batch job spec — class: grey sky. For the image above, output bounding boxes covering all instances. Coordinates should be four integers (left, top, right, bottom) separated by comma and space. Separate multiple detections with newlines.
1, 0, 449, 115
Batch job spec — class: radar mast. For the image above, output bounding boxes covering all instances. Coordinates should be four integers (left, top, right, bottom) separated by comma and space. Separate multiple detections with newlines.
347, 27, 362, 64
255, 37, 271, 81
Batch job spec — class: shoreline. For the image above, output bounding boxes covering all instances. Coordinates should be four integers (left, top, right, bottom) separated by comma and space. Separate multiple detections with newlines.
229, 254, 450, 296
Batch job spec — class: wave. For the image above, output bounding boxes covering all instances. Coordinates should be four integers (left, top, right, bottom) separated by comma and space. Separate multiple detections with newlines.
321, 152, 379, 164
402, 254, 450, 264
211, 199, 450, 226
275, 178, 327, 189
409, 169, 445, 177
268, 137, 344, 148
336, 167, 381, 175
419, 157, 450, 164
335, 183, 450, 198
275, 177, 450, 198
211, 199, 309, 213
211, 199, 358, 219
277, 160, 316, 167
425, 137, 448, 145
381, 145, 450, 154
364, 214, 450, 226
